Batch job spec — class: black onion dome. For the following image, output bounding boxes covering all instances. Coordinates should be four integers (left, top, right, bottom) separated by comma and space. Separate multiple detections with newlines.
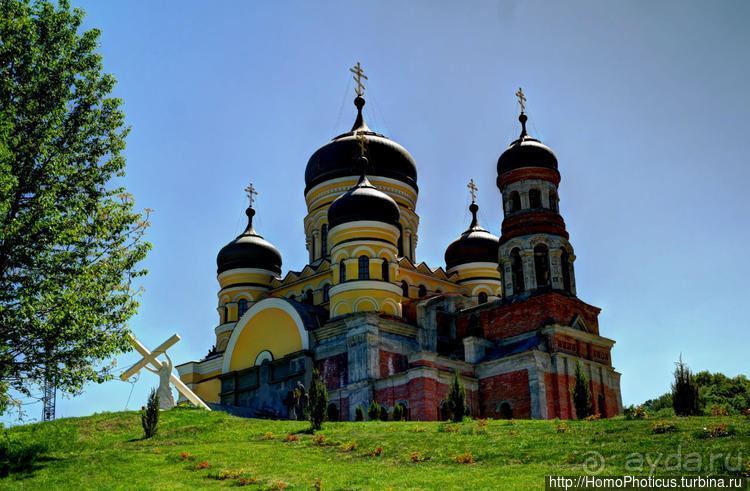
497, 113, 558, 175
216, 207, 282, 275
304, 96, 418, 194
328, 157, 401, 228
445, 203, 500, 270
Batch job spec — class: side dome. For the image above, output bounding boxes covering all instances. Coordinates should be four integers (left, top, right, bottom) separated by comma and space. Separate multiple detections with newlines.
497, 113, 558, 175
328, 157, 401, 229
445, 203, 500, 270
217, 207, 282, 275
304, 96, 418, 194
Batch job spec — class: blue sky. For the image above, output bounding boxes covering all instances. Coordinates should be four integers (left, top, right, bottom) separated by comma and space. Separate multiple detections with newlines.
7, 0, 750, 423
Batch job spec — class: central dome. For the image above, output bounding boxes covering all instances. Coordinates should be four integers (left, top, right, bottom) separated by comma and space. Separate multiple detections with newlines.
304, 96, 418, 194
497, 113, 558, 175
445, 203, 500, 270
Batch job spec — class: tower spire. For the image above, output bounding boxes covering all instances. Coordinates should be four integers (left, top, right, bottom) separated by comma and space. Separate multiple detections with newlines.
242, 181, 258, 233
516, 87, 528, 138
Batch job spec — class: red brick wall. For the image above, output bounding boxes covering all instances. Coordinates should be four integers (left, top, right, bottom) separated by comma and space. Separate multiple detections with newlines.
379, 350, 408, 377
315, 352, 348, 390
374, 376, 480, 421
544, 370, 619, 419
478, 369, 531, 419
457, 293, 600, 341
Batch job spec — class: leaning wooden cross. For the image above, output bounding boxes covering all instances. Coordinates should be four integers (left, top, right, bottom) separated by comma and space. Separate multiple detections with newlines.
120, 333, 210, 411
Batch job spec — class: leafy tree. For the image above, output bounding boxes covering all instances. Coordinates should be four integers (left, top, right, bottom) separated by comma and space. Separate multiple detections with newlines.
392, 403, 402, 422
307, 368, 328, 431
141, 388, 159, 438
571, 361, 592, 419
0, 0, 151, 413
672, 355, 702, 416
446, 369, 466, 422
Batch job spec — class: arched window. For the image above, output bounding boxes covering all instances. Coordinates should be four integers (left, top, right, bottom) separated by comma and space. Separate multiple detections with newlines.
304, 289, 314, 304
289, 294, 296, 301
509, 191, 521, 213
549, 190, 558, 212
358, 256, 369, 280
397, 223, 404, 256
418, 285, 427, 297
322, 284, 330, 302
381, 259, 389, 282
321, 224, 328, 258
561, 249, 572, 293
401, 280, 409, 298
237, 299, 248, 318
529, 188, 542, 209
511, 248, 524, 294
534, 244, 550, 288
408, 235, 413, 258
499, 402, 513, 419
339, 260, 346, 283
478, 292, 488, 304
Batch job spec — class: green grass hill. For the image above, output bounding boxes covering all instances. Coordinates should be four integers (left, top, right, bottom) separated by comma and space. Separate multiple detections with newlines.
1, 408, 748, 489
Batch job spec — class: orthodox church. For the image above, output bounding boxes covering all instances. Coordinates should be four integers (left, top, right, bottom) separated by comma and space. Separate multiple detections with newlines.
176, 66, 623, 421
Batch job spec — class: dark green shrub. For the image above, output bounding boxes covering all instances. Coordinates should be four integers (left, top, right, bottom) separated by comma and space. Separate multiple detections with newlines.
571, 361, 592, 419
672, 355, 701, 416
326, 403, 339, 422
308, 368, 328, 431
142, 388, 159, 438
624, 405, 647, 420
379, 405, 389, 422
355, 405, 365, 421
367, 400, 380, 421
446, 370, 466, 422
392, 404, 402, 422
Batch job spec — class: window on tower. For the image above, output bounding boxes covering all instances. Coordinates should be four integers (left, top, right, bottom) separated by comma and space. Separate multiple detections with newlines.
549, 190, 558, 212
321, 224, 328, 257
238, 299, 248, 318
381, 259, 389, 282
339, 260, 346, 283
534, 244, 551, 289
401, 280, 409, 298
508, 191, 521, 213
511, 248, 524, 294
418, 285, 427, 297
529, 188, 542, 209
561, 248, 572, 293
358, 256, 369, 280
478, 292, 488, 304
322, 283, 330, 302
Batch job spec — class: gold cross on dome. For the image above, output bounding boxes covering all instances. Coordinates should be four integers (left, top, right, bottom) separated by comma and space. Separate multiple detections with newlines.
356, 132, 368, 158
515, 87, 527, 113
244, 182, 258, 206
350, 61, 368, 97
467, 178, 478, 203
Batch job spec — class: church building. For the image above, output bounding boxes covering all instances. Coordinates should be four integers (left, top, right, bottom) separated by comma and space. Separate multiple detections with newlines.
176, 66, 623, 421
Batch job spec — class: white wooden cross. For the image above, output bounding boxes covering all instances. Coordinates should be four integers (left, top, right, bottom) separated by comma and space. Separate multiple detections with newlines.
120, 333, 210, 410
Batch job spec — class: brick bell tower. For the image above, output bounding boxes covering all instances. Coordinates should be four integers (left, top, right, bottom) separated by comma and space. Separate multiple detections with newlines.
457, 88, 623, 419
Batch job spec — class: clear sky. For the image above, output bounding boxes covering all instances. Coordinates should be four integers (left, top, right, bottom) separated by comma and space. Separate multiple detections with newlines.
7, 0, 749, 423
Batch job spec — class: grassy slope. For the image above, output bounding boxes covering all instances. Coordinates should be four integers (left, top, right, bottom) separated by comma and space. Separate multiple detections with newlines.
1, 408, 748, 490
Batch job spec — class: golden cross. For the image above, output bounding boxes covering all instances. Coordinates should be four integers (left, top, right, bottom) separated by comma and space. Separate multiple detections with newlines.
244, 182, 258, 206
356, 132, 367, 157
515, 87, 526, 113
349, 61, 368, 97
467, 178, 478, 203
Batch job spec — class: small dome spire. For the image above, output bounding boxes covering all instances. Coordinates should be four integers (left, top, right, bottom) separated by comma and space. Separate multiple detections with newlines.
444, 202, 500, 270
216, 194, 282, 275
351, 96, 371, 133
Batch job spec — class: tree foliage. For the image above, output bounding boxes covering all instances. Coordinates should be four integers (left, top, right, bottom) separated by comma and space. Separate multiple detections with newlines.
307, 369, 328, 431
571, 361, 592, 419
672, 355, 702, 416
446, 369, 466, 422
0, 0, 150, 412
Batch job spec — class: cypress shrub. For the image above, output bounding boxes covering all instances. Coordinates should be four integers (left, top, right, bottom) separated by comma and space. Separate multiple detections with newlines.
446, 370, 466, 422
141, 388, 160, 438
392, 404, 402, 422
572, 361, 593, 419
672, 355, 702, 416
379, 405, 389, 422
367, 400, 380, 421
308, 368, 328, 431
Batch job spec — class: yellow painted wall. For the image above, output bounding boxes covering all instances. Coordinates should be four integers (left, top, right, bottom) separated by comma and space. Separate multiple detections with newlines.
228, 307, 303, 372
193, 378, 221, 404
